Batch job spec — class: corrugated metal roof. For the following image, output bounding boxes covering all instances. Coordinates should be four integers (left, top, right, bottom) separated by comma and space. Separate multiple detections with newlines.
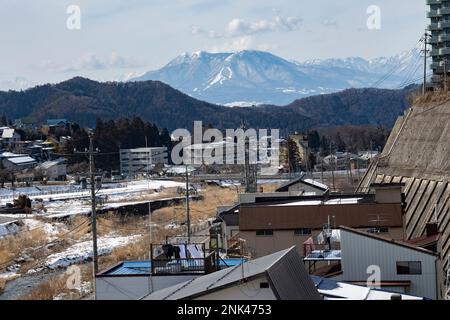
143, 247, 321, 300
105, 261, 151, 275
6, 156, 36, 165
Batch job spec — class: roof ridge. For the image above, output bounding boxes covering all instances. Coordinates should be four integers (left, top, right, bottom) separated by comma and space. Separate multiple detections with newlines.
339, 226, 439, 256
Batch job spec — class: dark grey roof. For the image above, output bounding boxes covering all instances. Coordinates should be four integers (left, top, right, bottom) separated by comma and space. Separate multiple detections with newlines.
142, 247, 321, 300
275, 175, 329, 193
275, 175, 306, 192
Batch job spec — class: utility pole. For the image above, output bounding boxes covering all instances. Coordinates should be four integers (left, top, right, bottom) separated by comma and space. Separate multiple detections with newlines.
330, 142, 336, 191
185, 165, 191, 243
75, 133, 99, 299
423, 30, 430, 95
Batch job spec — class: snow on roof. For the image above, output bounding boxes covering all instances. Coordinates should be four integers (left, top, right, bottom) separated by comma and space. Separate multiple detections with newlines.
38, 158, 66, 170
6, 156, 37, 165
303, 178, 329, 191
0, 152, 26, 158
311, 276, 423, 300
1, 128, 16, 139
271, 198, 363, 207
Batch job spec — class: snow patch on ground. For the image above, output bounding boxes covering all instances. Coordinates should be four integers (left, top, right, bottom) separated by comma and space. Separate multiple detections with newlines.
45, 234, 142, 269
0, 222, 19, 238
22, 219, 67, 241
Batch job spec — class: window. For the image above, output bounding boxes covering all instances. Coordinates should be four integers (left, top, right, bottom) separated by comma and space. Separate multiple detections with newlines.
294, 228, 312, 236
396, 261, 422, 275
367, 227, 389, 234
256, 230, 273, 237
260, 282, 270, 289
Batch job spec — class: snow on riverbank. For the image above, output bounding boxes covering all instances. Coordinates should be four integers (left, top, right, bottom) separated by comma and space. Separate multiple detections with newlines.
45, 234, 142, 269
22, 219, 67, 241
0, 222, 19, 238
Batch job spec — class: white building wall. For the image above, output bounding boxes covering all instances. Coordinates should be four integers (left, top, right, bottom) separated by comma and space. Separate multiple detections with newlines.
195, 277, 276, 300
340, 230, 438, 299
120, 147, 168, 177
96, 275, 198, 300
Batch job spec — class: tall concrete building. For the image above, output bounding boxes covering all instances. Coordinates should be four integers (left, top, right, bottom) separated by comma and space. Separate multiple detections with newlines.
427, 0, 450, 86
120, 147, 168, 178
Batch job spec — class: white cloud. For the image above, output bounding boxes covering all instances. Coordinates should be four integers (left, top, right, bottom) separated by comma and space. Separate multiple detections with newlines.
226, 15, 302, 36
192, 14, 303, 39
63, 53, 140, 72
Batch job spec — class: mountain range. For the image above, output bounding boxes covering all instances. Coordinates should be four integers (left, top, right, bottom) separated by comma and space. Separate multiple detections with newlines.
131, 49, 423, 106
0, 77, 414, 131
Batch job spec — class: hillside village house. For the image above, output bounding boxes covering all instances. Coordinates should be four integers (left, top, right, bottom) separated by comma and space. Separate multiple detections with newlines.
36, 158, 67, 181
215, 183, 406, 258
303, 226, 440, 299
143, 247, 322, 301
0, 127, 21, 148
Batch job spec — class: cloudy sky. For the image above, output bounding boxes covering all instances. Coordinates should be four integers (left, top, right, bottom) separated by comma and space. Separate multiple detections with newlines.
0, 0, 427, 90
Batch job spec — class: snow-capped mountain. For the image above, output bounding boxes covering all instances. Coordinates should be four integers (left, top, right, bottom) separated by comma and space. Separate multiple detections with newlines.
130, 49, 424, 106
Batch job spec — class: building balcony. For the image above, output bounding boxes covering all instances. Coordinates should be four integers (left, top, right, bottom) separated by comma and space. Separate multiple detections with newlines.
439, 7, 450, 15
430, 61, 442, 69
439, 47, 450, 55
430, 48, 441, 56
428, 10, 441, 18
429, 23, 441, 31
439, 33, 450, 41
430, 36, 440, 44
438, 20, 450, 29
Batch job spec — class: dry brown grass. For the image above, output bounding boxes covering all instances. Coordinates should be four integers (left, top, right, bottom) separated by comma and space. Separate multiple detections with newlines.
22, 264, 93, 300
150, 186, 237, 226
22, 274, 70, 300
411, 90, 450, 105
0, 227, 48, 269
0, 278, 5, 294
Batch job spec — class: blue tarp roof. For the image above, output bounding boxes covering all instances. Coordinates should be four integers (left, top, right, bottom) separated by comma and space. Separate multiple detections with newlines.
103, 259, 245, 276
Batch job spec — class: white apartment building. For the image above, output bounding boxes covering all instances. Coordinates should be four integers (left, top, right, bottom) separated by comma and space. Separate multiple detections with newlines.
120, 147, 168, 178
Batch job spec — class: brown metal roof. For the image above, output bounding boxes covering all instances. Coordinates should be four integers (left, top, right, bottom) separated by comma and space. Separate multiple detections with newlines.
239, 203, 403, 231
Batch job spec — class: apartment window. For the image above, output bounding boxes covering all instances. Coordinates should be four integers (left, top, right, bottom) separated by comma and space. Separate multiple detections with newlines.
396, 261, 422, 275
260, 282, 270, 289
256, 230, 273, 237
294, 228, 312, 236
367, 227, 389, 234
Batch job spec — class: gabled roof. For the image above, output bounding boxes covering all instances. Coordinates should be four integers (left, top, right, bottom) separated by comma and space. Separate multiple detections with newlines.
339, 226, 439, 257
47, 119, 68, 126
143, 247, 321, 300
5, 156, 37, 166
276, 175, 329, 192
37, 158, 66, 170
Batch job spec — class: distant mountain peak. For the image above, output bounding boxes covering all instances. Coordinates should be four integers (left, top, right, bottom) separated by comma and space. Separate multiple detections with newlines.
131, 49, 424, 106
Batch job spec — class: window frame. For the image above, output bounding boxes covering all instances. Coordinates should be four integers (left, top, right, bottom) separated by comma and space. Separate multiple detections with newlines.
294, 228, 312, 236
256, 230, 274, 237
396, 261, 422, 275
